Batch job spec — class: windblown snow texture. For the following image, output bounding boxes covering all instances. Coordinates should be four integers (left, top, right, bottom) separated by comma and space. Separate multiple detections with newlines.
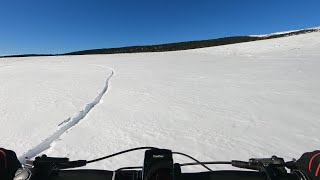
18, 67, 114, 163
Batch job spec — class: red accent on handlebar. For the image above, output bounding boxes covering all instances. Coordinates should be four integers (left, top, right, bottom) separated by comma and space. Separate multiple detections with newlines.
308, 152, 320, 171
315, 163, 320, 177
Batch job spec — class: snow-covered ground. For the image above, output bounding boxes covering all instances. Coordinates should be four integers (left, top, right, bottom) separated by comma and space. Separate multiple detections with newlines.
0, 31, 319, 172
250, 26, 320, 37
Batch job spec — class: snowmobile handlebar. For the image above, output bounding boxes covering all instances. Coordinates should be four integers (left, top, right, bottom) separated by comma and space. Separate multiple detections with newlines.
16, 169, 302, 180
15, 147, 306, 180
44, 169, 301, 180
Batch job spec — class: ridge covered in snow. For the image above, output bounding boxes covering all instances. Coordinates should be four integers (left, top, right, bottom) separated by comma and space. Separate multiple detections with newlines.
250, 26, 320, 37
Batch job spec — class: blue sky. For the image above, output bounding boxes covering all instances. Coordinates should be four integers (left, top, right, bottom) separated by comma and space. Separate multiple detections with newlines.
0, 0, 319, 55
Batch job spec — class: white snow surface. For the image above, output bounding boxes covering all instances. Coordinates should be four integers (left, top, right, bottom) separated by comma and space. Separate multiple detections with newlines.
250, 26, 320, 37
0, 32, 320, 172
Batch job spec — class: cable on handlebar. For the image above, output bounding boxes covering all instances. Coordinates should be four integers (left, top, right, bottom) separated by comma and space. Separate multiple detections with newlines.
86, 147, 158, 164
172, 152, 213, 171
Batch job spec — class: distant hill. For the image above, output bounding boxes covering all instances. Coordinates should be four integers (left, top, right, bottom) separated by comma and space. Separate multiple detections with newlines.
1, 28, 319, 58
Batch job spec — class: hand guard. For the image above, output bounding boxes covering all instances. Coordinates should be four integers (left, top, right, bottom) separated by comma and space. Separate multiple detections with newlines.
295, 150, 320, 180
0, 148, 22, 180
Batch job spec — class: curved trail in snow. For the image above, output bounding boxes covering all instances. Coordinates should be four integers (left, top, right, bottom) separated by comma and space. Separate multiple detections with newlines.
18, 65, 114, 164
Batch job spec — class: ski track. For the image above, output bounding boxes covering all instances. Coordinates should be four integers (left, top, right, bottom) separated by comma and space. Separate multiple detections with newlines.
18, 65, 114, 164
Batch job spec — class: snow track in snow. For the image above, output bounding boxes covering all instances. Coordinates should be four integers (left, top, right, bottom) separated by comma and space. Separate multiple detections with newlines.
18, 65, 114, 163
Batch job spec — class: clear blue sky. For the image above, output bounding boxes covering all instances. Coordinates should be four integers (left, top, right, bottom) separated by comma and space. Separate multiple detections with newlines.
1, 0, 319, 55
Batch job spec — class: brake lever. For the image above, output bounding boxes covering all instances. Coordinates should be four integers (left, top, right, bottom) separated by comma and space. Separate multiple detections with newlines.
33, 154, 87, 169
284, 159, 297, 170
249, 156, 286, 168
232, 156, 288, 180
14, 155, 87, 180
